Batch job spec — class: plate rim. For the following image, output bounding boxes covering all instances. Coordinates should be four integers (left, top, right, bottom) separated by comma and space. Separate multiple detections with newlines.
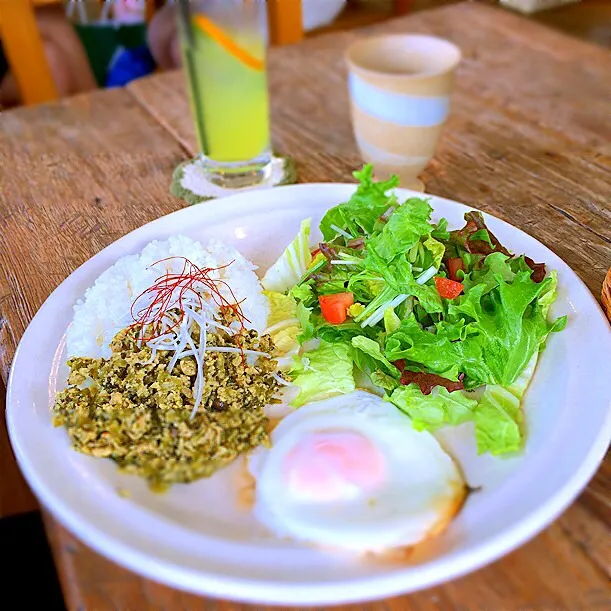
6, 182, 611, 605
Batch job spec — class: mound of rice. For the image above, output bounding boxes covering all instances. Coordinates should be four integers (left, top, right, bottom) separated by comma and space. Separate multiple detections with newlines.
66, 235, 269, 359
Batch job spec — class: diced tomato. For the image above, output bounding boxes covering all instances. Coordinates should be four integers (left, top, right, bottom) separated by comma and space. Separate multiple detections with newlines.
319, 292, 354, 325
434, 276, 464, 300
446, 257, 465, 281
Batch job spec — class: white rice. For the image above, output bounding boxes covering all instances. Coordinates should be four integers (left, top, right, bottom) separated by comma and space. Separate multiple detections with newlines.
66, 235, 270, 359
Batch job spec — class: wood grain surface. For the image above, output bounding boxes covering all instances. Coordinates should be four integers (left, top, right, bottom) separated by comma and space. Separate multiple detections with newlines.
0, 2, 610, 609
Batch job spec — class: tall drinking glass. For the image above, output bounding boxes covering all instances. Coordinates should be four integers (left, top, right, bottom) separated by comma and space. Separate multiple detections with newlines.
178, 0, 272, 188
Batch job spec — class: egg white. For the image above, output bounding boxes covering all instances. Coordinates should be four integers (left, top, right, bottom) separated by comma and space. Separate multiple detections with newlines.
249, 391, 466, 553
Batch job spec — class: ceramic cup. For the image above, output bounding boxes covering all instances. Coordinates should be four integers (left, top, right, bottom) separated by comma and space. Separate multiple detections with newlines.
346, 34, 461, 191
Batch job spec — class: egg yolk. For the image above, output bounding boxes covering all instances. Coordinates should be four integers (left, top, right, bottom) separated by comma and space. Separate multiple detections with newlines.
282, 431, 386, 503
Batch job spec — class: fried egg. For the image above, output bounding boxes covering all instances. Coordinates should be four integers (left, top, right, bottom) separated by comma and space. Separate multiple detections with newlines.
249, 391, 465, 553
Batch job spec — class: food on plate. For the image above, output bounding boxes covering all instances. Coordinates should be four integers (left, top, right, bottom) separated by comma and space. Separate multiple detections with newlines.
51, 165, 566, 553
54, 320, 279, 490
262, 164, 567, 456
66, 235, 269, 360
249, 391, 465, 552
54, 236, 282, 490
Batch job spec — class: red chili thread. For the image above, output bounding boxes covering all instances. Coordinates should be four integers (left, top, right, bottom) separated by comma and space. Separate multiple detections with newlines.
129, 257, 250, 363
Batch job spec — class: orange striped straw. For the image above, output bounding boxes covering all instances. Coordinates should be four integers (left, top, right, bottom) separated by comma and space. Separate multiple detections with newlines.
192, 14, 265, 72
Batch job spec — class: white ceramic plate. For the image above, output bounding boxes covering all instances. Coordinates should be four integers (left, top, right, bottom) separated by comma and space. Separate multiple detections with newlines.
7, 184, 611, 606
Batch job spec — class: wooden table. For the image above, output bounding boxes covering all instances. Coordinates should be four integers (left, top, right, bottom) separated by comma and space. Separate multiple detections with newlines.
1, 2, 609, 609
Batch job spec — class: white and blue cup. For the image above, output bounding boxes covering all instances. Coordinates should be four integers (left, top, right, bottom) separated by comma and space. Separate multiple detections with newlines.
346, 34, 461, 191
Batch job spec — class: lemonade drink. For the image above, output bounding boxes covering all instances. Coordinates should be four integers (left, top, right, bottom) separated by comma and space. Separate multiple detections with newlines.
178, 1, 271, 186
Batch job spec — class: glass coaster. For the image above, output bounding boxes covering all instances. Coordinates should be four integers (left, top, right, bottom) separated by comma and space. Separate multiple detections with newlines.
171, 155, 297, 205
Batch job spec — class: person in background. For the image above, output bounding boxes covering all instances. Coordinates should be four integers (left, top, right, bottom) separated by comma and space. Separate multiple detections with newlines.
0, 4, 96, 108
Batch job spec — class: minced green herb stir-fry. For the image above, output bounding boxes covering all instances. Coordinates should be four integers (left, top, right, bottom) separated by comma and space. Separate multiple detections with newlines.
54, 321, 280, 490
262, 165, 566, 455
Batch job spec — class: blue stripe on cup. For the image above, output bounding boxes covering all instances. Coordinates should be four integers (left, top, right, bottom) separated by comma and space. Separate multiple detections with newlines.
348, 73, 449, 127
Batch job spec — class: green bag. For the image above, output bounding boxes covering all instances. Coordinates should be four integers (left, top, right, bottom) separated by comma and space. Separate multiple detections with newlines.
74, 22, 148, 86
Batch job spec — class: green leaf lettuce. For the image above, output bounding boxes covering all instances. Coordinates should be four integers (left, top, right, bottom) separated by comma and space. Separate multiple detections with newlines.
387, 384, 478, 431
319, 165, 399, 240
288, 341, 355, 407
262, 219, 312, 293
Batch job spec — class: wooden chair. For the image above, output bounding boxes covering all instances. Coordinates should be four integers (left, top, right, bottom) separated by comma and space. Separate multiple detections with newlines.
0, 0, 60, 105
0, 0, 411, 106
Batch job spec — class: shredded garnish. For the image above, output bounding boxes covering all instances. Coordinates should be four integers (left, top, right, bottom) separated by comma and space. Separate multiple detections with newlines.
128, 257, 254, 418
330, 223, 353, 240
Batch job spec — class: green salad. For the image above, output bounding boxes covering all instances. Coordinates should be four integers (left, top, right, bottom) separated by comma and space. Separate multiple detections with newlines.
261, 165, 566, 456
